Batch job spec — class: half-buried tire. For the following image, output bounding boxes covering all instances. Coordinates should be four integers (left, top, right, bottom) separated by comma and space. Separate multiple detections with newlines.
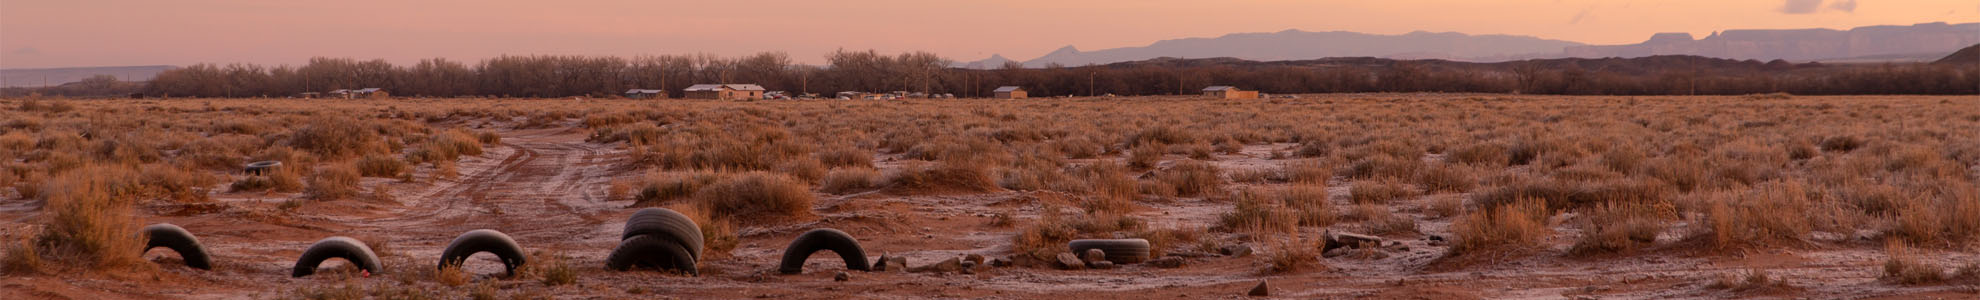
620, 207, 703, 260
292, 236, 383, 278
244, 160, 282, 176
776, 228, 870, 274
1068, 239, 1151, 264
605, 235, 697, 275
438, 229, 527, 277
141, 223, 212, 270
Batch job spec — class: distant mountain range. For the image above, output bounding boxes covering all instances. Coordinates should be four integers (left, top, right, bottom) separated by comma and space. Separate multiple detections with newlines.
957, 22, 1979, 68
957, 30, 1585, 68
0, 65, 172, 88
1566, 22, 1979, 62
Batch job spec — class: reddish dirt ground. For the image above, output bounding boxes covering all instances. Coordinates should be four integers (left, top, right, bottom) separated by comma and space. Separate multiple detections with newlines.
3, 123, 1977, 300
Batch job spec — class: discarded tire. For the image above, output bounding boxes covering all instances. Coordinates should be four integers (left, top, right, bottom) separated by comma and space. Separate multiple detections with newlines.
244, 161, 283, 175
620, 208, 704, 261
438, 229, 527, 277
140, 223, 212, 270
776, 228, 870, 274
605, 234, 698, 275
1068, 239, 1151, 264
292, 236, 383, 278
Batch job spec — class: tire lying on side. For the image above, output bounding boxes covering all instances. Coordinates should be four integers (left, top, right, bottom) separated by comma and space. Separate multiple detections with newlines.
776, 228, 870, 275
244, 161, 283, 176
605, 235, 698, 275
140, 223, 212, 270
438, 229, 527, 277
1068, 239, 1151, 264
292, 236, 383, 278
620, 207, 703, 261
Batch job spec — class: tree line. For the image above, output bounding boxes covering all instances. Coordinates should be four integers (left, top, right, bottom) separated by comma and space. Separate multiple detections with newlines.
6, 50, 1975, 98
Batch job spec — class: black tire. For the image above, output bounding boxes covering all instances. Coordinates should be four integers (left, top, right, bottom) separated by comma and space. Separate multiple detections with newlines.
140, 223, 212, 270
291, 236, 383, 278
244, 161, 283, 176
621, 207, 703, 260
1068, 239, 1151, 264
605, 235, 698, 275
776, 228, 870, 274
438, 229, 527, 277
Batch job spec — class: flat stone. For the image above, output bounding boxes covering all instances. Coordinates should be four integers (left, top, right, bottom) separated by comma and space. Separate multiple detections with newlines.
964, 254, 986, 265
1055, 253, 1086, 270
909, 257, 964, 273
834, 272, 851, 281
1247, 280, 1269, 296
1219, 245, 1254, 257
1083, 249, 1108, 265
1090, 261, 1114, 269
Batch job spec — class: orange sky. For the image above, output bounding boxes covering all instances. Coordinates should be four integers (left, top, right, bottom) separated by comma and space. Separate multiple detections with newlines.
1, 0, 1975, 68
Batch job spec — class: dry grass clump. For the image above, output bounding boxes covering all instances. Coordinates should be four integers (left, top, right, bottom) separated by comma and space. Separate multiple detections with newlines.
435, 264, 471, 286
1125, 126, 1195, 148
1415, 164, 1474, 193
1449, 198, 1551, 255
622, 171, 726, 206
1348, 180, 1417, 204
1450, 143, 1509, 167
1692, 181, 1811, 250
1569, 202, 1664, 256
1126, 142, 1164, 170
665, 203, 738, 258
25, 165, 149, 270
1156, 160, 1223, 197
1882, 241, 1947, 285
1216, 188, 1298, 233
305, 163, 363, 200
407, 129, 486, 164
1264, 236, 1324, 274
354, 154, 408, 178
1340, 155, 1422, 180
137, 164, 220, 202
819, 167, 883, 194
231, 164, 304, 193
813, 145, 873, 168
886, 160, 997, 193
1281, 159, 1332, 184
692, 171, 815, 220
1343, 204, 1418, 235
1707, 270, 1793, 293
289, 116, 388, 160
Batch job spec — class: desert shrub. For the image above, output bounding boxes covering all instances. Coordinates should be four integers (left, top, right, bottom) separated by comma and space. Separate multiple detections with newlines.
1340, 155, 1422, 180
532, 254, 576, 286
692, 172, 815, 220
1282, 184, 1334, 227
1344, 204, 1418, 235
1216, 188, 1297, 233
408, 129, 486, 164
305, 163, 363, 200
1281, 159, 1331, 184
1125, 126, 1194, 147
1012, 206, 1146, 259
1472, 177, 1670, 213
1883, 241, 1946, 285
777, 157, 826, 183
1265, 236, 1324, 274
819, 167, 883, 194
354, 154, 408, 178
1569, 202, 1664, 256
1348, 180, 1416, 204
886, 160, 997, 193
1450, 198, 1552, 255
435, 264, 470, 286
1157, 160, 1223, 197
813, 145, 873, 168
628, 171, 727, 206
1050, 136, 1103, 159
474, 131, 501, 145
1450, 143, 1509, 166
289, 116, 384, 159
1819, 136, 1863, 153
1426, 194, 1464, 219
666, 203, 738, 258
1694, 182, 1812, 250
1507, 138, 1566, 166
1228, 168, 1282, 184
1126, 142, 1164, 170
138, 164, 220, 202
32, 165, 148, 269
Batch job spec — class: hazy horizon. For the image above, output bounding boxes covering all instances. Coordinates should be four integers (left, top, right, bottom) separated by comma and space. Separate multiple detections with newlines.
2, 0, 1976, 69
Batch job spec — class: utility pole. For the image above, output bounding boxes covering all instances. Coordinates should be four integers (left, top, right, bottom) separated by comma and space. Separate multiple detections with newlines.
1088, 72, 1095, 97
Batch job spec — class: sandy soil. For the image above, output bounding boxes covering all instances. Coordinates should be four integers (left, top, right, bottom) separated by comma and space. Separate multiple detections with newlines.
3, 122, 1976, 300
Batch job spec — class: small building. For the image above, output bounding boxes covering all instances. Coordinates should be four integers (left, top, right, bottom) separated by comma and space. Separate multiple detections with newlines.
683, 84, 766, 100
624, 89, 666, 99
351, 88, 388, 99
993, 86, 1027, 99
297, 92, 321, 99
1201, 86, 1258, 99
